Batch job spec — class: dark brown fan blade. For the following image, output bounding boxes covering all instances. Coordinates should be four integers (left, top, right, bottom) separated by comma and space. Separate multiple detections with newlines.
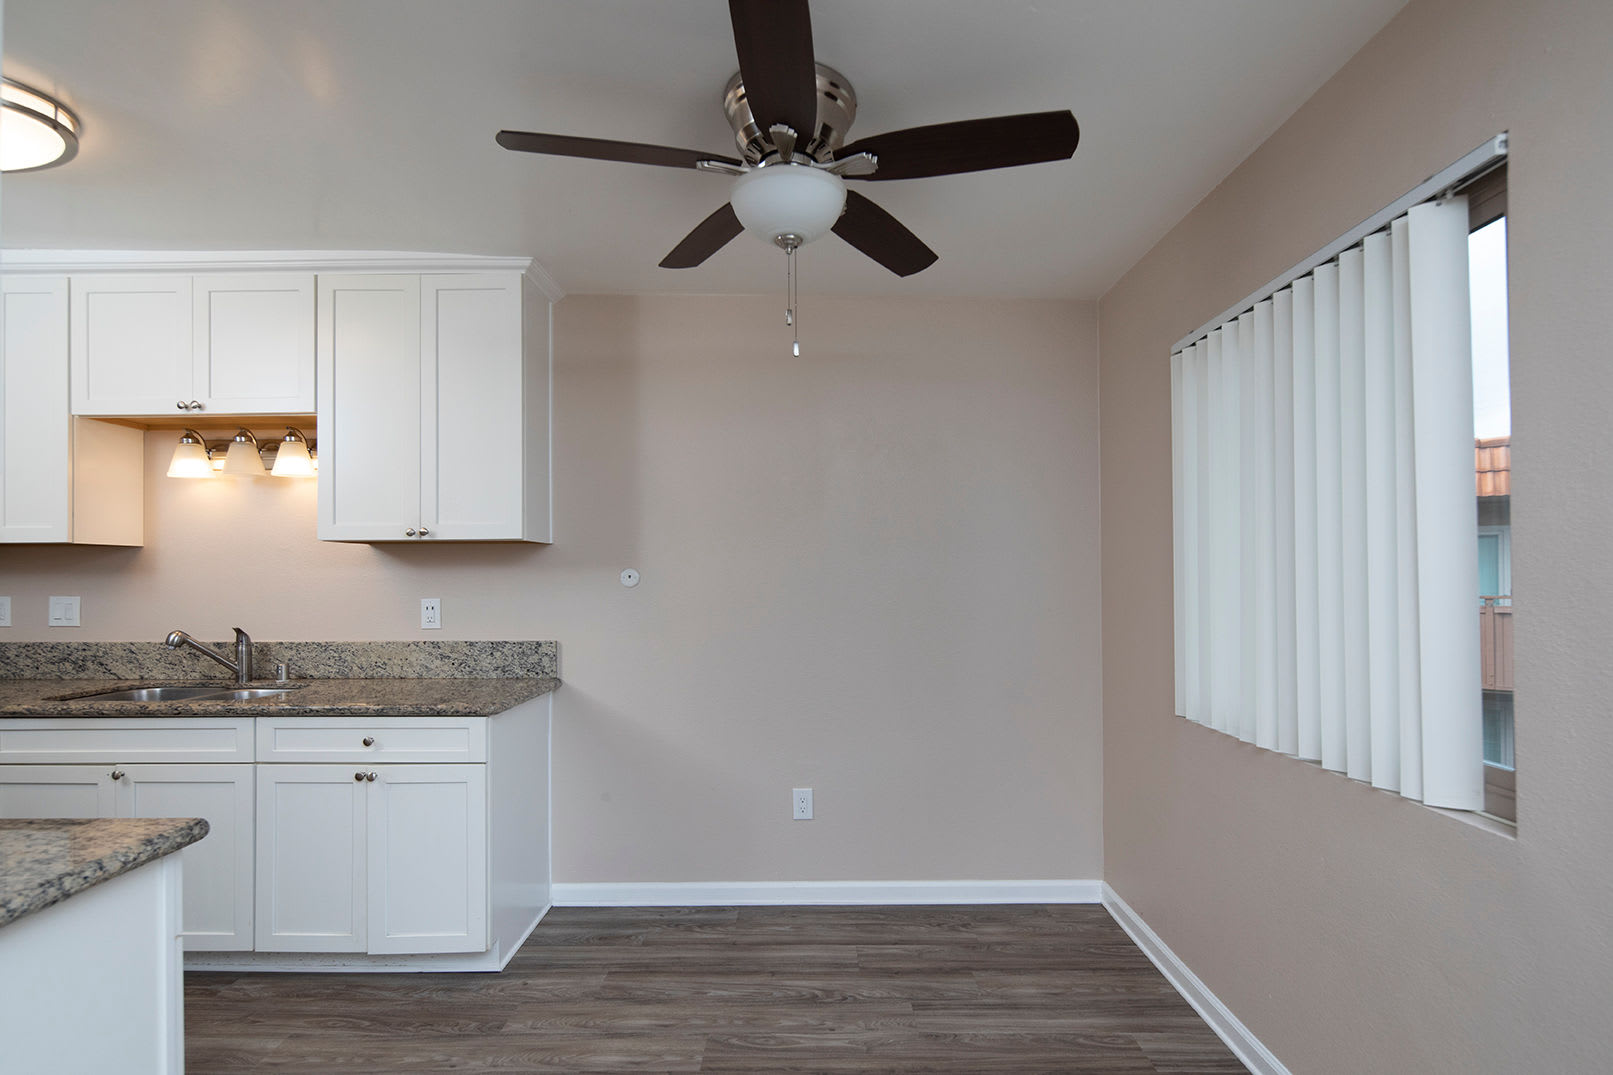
496, 130, 742, 171
835, 110, 1079, 181
660, 203, 745, 268
831, 190, 938, 277
728, 0, 818, 141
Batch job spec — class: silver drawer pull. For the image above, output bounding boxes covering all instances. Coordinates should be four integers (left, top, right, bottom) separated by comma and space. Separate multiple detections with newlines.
110, 769, 125, 781
354, 772, 365, 781
362, 737, 375, 747
366, 772, 378, 782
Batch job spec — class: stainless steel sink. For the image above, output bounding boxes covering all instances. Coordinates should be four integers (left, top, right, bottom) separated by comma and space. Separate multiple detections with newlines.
81, 686, 240, 702
70, 684, 305, 703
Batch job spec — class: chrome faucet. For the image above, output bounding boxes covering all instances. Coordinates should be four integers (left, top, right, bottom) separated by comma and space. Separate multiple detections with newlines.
165, 627, 254, 684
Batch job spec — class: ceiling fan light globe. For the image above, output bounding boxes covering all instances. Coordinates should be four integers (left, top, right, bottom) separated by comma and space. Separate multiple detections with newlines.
731, 164, 845, 245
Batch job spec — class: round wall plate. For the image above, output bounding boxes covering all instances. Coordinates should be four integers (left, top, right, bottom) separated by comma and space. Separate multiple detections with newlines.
620, 568, 640, 588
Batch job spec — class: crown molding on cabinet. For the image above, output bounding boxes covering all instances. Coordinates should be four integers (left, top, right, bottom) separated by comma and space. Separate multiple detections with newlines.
0, 249, 566, 302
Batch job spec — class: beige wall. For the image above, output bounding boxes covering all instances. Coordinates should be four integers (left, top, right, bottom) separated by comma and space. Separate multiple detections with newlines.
1, 293, 1104, 885
1099, 0, 1613, 1070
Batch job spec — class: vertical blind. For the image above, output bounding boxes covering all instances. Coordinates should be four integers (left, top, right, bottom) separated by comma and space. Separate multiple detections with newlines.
1171, 196, 1483, 810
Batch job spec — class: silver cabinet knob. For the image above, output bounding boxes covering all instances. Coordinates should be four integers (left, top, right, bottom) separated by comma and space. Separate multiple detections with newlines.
418, 527, 429, 536
366, 772, 378, 782
405, 528, 416, 537
110, 769, 125, 781
176, 401, 187, 411
362, 736, 375, 747
354, 772, 365, 781
189, 400, 201, 410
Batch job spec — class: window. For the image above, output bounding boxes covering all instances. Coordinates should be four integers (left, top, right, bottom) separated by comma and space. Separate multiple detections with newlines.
1465, 163, 1514, 821
1170, 138, 1509, 816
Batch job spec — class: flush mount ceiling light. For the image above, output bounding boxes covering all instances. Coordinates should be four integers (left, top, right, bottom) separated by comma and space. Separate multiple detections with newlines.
0, 77, 81, 173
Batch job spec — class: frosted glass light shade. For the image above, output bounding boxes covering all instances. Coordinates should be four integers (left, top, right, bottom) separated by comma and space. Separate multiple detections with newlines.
730, 164, 846, 243
270, 438, 314, 477
1, 78, 80, 172
166, 436, 212, 479
221, 432, 266, 477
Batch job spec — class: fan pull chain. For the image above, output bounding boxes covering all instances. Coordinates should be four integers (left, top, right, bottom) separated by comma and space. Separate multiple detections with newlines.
784, 244, 801, 356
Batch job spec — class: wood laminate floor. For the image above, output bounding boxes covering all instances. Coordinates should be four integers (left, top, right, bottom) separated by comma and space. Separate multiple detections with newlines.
185, 905, 1245, 1073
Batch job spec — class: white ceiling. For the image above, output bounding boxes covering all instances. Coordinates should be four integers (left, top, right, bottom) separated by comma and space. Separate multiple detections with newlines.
1, 0, 1407, 299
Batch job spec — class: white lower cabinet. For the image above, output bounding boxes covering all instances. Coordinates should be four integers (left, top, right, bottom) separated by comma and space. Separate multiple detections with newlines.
0, 764, 116, 818
0, 761, 253, 951
0, 696, 549, 970
256, 763, 488, 954
119, 764, 255, 952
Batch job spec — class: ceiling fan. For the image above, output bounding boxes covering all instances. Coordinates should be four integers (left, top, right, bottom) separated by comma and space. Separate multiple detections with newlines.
495, 0, 1081, 281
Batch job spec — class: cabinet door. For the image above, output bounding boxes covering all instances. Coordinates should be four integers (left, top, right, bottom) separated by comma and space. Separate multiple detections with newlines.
1, 276, 70, 542
118, 764, 254, 952
255, 765, 367, 952
367, 764, 487, 954
193, 274, 315, 413
420, 274, 524, 540
70, 275, 193, 415
0, 765, 116, 817
316, 274, 422, 541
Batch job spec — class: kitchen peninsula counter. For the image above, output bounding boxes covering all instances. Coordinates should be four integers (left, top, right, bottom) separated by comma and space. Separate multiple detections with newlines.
0, 816, 208, 927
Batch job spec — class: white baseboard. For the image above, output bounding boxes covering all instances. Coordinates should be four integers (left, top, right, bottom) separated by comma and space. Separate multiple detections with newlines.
1102, 883, 1288, 1075
551, 879, 1102, 907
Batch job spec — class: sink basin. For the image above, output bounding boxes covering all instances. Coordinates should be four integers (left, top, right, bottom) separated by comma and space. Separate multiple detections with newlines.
80, 686, 240, 702
69, 684, 306, 703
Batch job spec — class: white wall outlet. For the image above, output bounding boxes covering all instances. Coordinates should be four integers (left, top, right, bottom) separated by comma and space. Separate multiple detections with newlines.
420, 598, 441, 630
620, 568, 640, 588
792, 787, 814, 820
47, 596, 80, 627
0, 597, 10, 627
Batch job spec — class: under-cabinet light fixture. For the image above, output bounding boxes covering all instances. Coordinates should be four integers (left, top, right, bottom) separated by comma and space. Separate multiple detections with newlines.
167, 427, 318, 480
165, 429, 213, 478
0, 77, 81, 173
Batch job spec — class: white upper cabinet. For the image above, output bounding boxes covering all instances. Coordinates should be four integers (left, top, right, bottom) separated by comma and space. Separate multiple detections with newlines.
315, 274, 423, 542
2, 275, 143, 545
318, 272, 552, 543
192, 274, 316, 413
71, 272, 315, 416
70, 274, 194, 415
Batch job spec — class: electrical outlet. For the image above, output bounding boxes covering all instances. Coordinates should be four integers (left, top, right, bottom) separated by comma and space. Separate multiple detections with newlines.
420, 598, 441, 630
792, 787, 813, 820
48, 596, 80, 627
0, 597, 11, 627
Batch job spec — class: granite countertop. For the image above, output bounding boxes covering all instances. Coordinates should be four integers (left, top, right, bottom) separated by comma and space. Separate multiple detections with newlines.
0, 817, 209, 928
0, 676, 559, 718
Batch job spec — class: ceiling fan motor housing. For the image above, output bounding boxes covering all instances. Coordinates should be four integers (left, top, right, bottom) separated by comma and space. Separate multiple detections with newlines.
724, 63, 858, 163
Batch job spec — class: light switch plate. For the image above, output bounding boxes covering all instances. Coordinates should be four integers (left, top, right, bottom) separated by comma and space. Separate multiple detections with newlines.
48, 596, 80, 627
0, 597, 11, 627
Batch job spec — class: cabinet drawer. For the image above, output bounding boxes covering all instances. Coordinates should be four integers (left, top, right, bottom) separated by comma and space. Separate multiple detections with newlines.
0, 718, 255, 764
256, 717, 486, 763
